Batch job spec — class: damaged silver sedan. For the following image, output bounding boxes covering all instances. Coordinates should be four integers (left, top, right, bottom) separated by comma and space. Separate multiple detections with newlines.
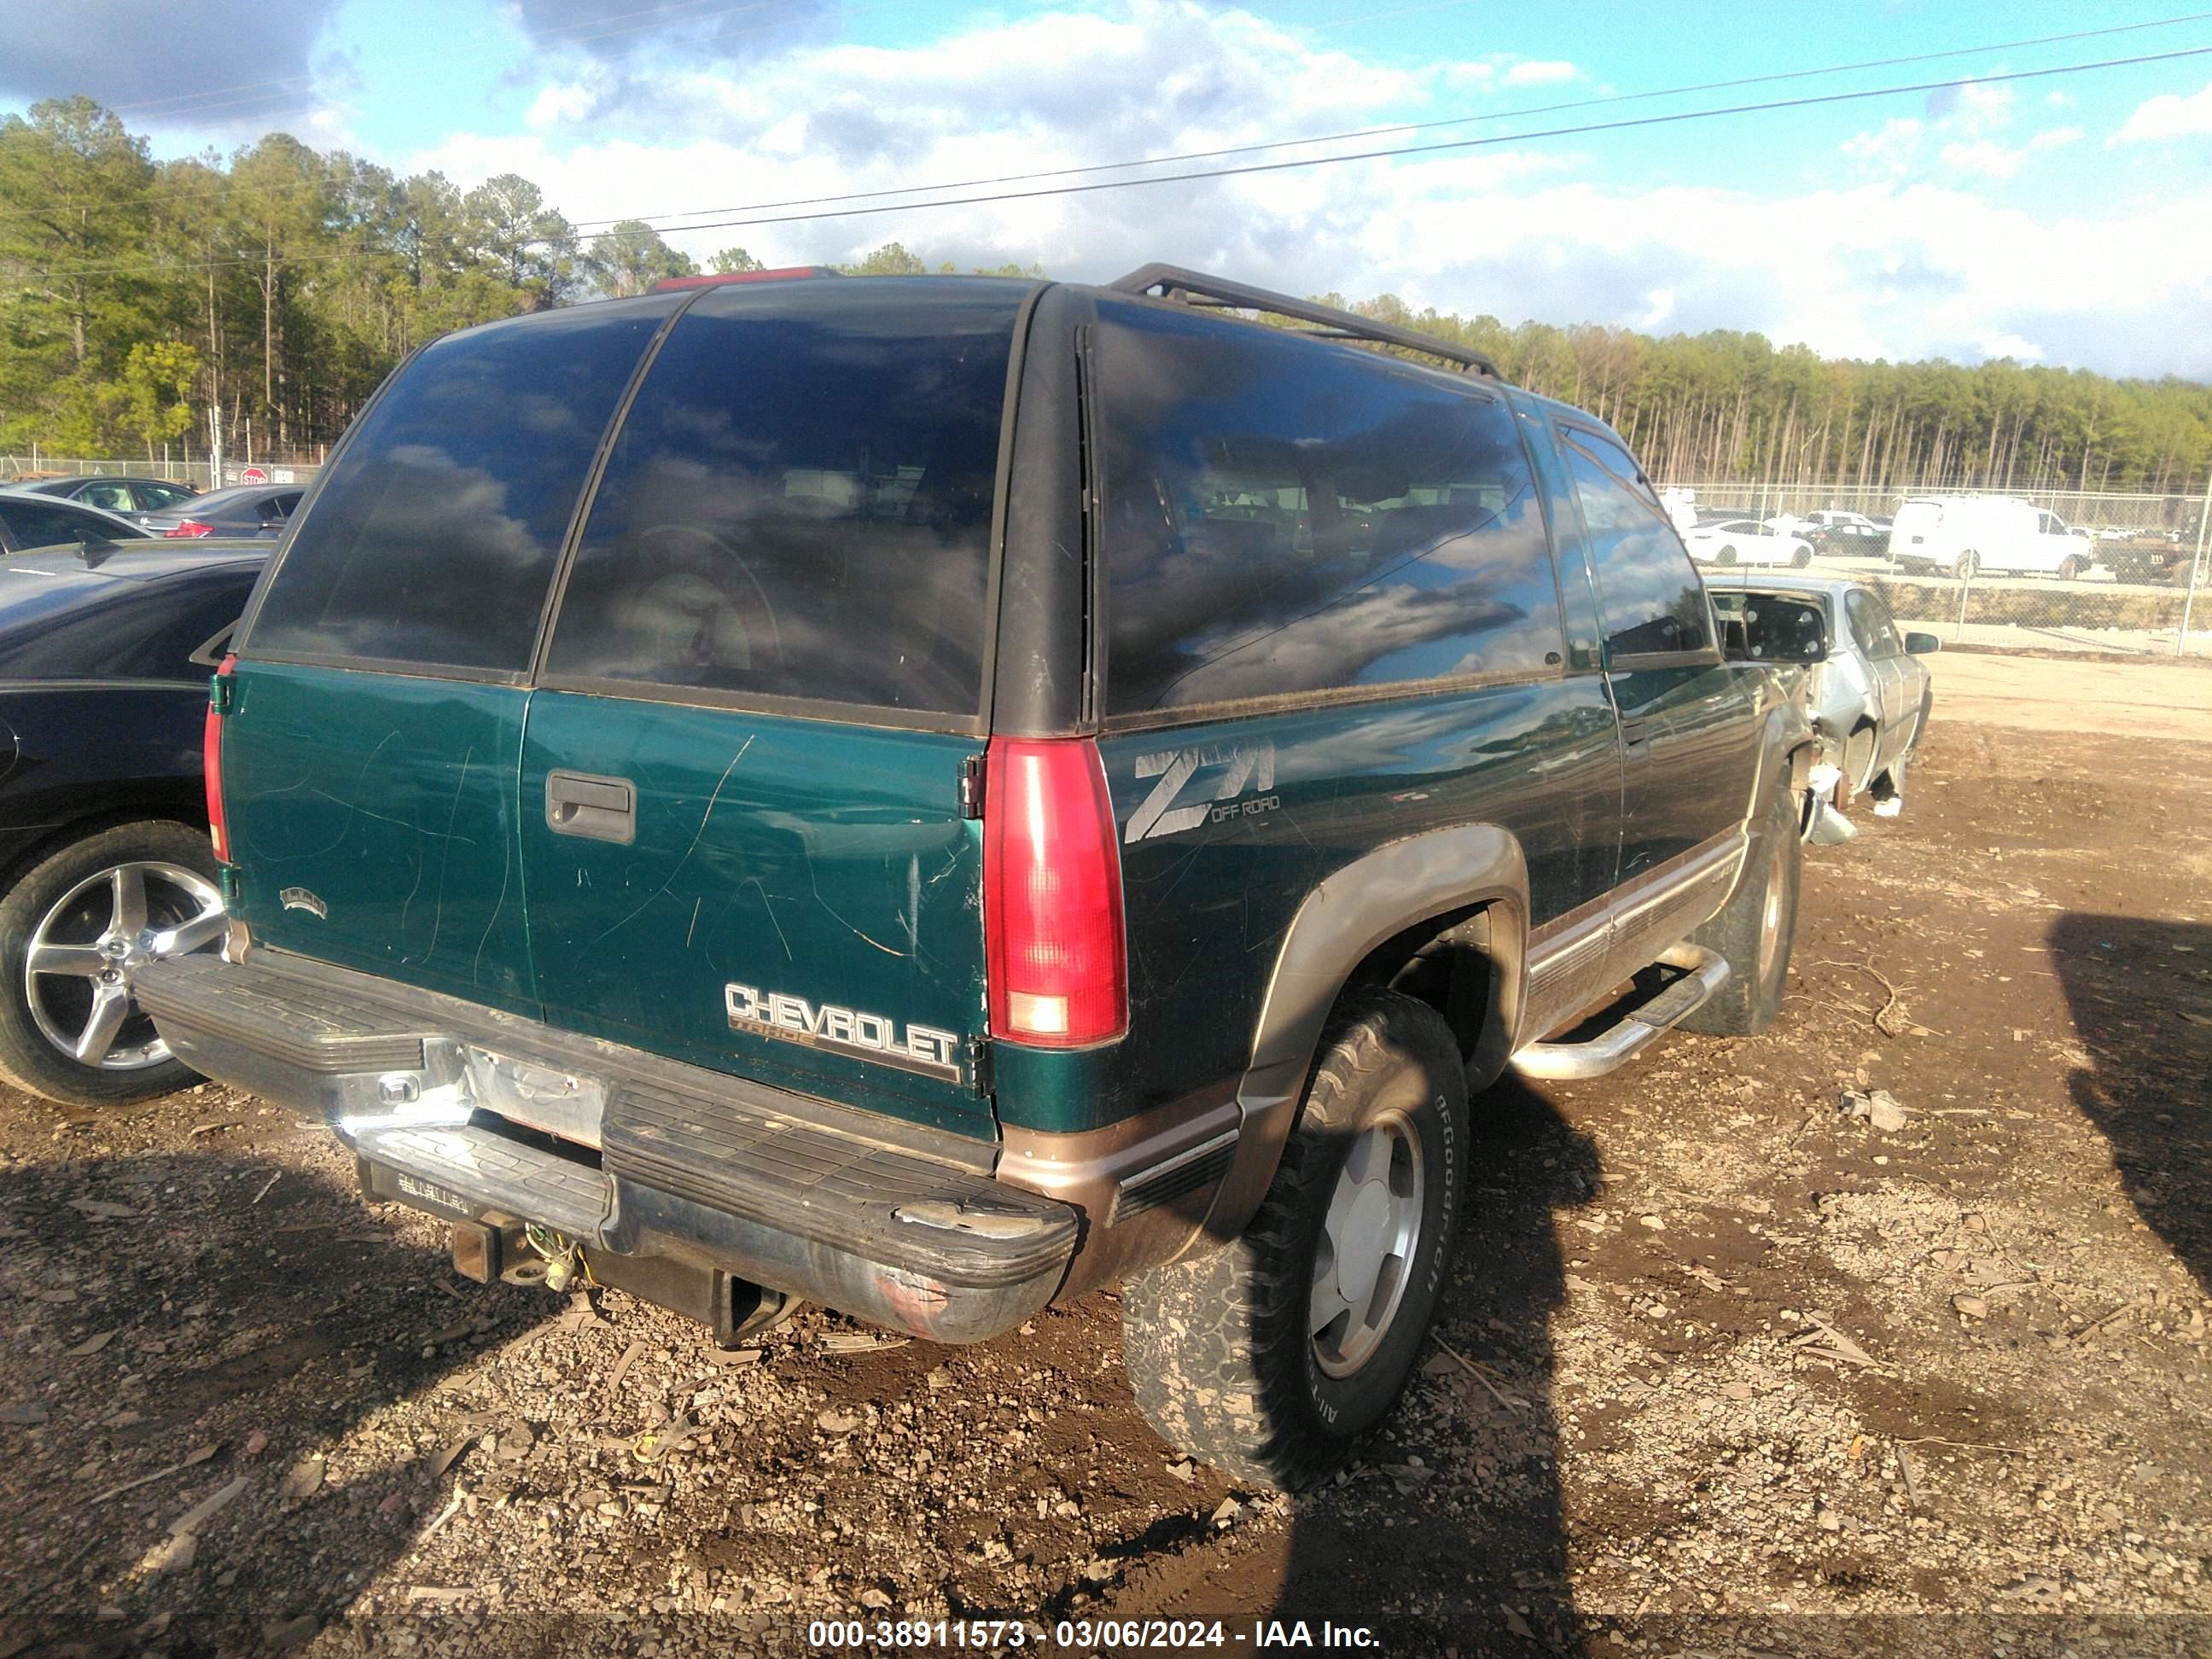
1708, 573, 1937, 841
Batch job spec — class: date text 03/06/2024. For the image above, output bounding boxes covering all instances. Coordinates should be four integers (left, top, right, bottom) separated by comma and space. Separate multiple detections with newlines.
805, 1620, 1382, 1651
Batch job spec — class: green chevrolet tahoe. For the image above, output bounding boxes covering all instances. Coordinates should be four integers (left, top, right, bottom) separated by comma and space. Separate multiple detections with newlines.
137, 265, 1817, 1488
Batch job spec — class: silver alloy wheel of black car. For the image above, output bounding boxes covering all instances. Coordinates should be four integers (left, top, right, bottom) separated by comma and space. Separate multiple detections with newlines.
25, 860, 224, 1068
1310, 1109, 1424, 1377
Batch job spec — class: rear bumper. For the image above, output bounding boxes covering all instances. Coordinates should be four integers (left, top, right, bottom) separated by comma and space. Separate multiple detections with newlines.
135, 950, 1078, 1344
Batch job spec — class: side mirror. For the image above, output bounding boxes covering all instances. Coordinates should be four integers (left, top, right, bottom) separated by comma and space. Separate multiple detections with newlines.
1904, 632, 1941, 655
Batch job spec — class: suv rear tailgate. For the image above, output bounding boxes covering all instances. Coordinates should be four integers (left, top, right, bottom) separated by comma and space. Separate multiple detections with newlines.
520, 696, 990, 1133
517, 278, 1024, 1138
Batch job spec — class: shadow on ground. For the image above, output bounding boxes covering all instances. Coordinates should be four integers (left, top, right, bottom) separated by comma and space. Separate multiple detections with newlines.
1268, 1071, 1598, 1652
2051, 911, 2212, 1293
0, 1144, 552, 1654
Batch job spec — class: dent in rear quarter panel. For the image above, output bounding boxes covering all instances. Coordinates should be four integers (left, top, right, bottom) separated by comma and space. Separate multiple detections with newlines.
992, 680, 1620, 1136
222, 662, 538, 1013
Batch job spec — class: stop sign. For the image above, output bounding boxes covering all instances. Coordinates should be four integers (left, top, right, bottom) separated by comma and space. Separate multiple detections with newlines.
239, 465, 269, 485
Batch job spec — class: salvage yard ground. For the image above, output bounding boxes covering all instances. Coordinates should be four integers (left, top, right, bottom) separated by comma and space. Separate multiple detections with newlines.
3, 655, 2208, 1657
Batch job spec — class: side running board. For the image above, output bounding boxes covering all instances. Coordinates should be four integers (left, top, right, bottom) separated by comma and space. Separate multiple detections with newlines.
1511, 946, 1731, 1082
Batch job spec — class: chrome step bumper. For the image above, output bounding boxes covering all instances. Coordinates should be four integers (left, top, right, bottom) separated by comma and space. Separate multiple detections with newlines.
136, 950, 1077, 1343
1510, 946, 1732, 1082
351, 1121, 614, 1240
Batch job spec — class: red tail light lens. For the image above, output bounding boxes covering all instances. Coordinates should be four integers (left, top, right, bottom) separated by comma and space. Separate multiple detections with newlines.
204, 653, 236, 861
984, 737, 1127, 1046
166, 519, 215, 538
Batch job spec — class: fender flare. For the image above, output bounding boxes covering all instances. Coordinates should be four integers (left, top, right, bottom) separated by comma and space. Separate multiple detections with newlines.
1744, 696, 1817, 821
1193, 824, 1528, 1249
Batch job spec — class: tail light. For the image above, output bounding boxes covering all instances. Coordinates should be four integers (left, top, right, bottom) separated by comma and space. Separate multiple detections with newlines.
984, 737, 1127, 1046
205, 653, 236, 861
166, 519, 215, 538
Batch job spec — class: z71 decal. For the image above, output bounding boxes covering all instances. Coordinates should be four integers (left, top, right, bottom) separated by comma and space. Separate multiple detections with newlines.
1125, 742, 1279, 843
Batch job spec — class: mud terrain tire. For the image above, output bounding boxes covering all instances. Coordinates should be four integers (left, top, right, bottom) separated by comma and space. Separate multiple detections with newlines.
1120, 988, 1469, 1489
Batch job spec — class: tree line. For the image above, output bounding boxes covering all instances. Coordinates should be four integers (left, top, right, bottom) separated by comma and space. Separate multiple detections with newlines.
2, 94, 2206, 497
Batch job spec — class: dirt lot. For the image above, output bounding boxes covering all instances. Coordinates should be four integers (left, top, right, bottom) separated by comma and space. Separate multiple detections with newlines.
3, 680, 2209, 1657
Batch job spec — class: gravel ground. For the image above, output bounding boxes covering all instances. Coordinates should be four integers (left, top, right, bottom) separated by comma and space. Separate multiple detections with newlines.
3, 713, 2209, 1658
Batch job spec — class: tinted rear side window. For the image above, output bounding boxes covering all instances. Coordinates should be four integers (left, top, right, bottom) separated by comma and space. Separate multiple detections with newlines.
1095, 300, 1562, 718
247, 295, 678, 673
1560, 432, 1712, 661
542, 280, 1021, 717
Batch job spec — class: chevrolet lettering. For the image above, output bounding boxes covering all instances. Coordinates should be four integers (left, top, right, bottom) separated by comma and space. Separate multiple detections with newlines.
725, 984, 964, 1084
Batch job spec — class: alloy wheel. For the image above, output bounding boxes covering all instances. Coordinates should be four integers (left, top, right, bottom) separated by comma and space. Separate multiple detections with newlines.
1310, 1110, 1426, 1377
25, 861, 224, 1070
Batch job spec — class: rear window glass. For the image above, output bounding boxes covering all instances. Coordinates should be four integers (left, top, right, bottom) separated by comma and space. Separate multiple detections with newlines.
1096, 300, 1563, 717
542, 280, 1020, 716
1560, 433, 1713, 660
246, 295, 678, 672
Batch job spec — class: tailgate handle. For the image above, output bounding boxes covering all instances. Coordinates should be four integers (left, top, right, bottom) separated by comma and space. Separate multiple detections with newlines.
545, 771, 636, 844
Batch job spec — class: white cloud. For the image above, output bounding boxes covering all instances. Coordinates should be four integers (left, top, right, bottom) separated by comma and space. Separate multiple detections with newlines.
1952, 80, 2015, 130
410, 1, 2212, 379
1845, 72, 2079, 185
525, 83, 596, 128
2111, 79, 2212, 144
1503, 60, 1579, 87
1842, 117, 1921, 174
1938, 125, 2080, 181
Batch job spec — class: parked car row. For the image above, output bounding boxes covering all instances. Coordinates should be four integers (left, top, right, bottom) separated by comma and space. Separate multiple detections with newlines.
0, 267, 1935, 1493
1670, 495, 2197, 585
18, 473, 200, 526
0, 484, 301, 550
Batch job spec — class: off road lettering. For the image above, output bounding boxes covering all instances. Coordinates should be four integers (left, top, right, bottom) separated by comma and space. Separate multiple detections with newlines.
725, 983, 963, 1083
1126, 742, 1278, 842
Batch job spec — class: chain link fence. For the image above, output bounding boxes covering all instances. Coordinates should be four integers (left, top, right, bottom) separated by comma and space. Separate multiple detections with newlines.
1662, 482, 2212, 659
1, 456, 323, 491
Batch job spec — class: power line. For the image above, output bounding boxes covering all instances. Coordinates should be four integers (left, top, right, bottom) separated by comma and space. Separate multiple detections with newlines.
584, 43, 2212, 238
20, 39, 2210, 278
12, 6, 2203, 232
584, 9, 2212, 232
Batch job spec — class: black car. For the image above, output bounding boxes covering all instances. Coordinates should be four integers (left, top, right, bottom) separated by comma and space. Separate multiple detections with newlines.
142, 484, 304, 539
0, 490, 152, 552
18, 474, 201, 526
1806, 520, 1892, 556
0, 541, 265, 1105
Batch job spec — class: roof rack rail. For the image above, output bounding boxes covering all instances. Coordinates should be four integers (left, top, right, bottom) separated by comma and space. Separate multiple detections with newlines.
1106, 263, 1503, 381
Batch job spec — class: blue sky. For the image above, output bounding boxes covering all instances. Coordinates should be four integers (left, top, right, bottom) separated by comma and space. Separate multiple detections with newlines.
8, 0, 2211, 375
